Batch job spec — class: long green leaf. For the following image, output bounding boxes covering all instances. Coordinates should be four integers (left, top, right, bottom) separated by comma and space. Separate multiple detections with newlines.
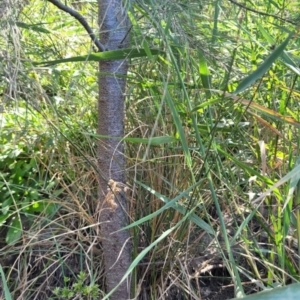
34, 48, 164, 66
252, 163, 300, 204
231, 283, 300, 300
281, 52, 300, 75
232, 33, 293, 95
198, 50, 212, 98
16, 22, 51, 33
135, 181, 214, 234
85, 132, 176, 146
283, 158, 300, 212
117, 181, 201, 231
164, 88, 192, 167
212, 0, 220, 44
257, 24, 300, 75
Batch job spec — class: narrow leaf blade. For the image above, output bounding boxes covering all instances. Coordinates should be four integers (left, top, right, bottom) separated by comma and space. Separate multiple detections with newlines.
34, 48, 164, 66
232, 33, 293, 95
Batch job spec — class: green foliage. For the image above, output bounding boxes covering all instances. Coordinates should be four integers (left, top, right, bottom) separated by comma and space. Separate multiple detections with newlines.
51, 271, 100, 300
0, 107, 57, 244
232, 33, 294, 94
124, 0, 300, 297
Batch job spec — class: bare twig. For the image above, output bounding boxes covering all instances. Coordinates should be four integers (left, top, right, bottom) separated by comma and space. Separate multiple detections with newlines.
47, 0, 106, 51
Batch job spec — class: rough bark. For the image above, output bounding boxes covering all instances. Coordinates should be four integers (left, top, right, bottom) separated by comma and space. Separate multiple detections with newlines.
98, 0, 131, 299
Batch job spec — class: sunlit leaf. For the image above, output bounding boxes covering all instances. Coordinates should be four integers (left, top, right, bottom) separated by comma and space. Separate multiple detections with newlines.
281, 52, 300, 75
198, 50, 212, 98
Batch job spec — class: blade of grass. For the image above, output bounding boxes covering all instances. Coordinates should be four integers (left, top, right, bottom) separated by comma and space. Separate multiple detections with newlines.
198, 50, 212, 98
257, 24, 300, 75
133, 180, 214, 234
116, 181, 199, 231
34, 48, 164, 65
85, 132, 177, 146
252, 163, 300, 204
0, 265, 12, 300
232, 33, 293, 95
165, 34, 245, 297
16, 22, 51, 33
212, 0, 220, 44
164, 87, 193, 168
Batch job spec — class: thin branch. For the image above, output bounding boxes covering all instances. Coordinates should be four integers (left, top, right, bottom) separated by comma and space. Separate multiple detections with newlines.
47, 0, 106, 51
228, 0, 297, 25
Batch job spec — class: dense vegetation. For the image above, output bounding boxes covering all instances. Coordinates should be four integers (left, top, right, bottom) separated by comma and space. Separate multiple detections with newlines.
1, 0, 300, 299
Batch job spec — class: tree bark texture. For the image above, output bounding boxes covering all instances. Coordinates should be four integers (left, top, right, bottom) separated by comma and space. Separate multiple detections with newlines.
98, 0, 131, 299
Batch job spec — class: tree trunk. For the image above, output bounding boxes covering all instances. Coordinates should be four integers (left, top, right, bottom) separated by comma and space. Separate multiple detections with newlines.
98, 0, 131, 299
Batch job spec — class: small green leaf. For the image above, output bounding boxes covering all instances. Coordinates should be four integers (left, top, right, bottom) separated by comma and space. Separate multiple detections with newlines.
0, 214, 10, 227
24, 201, 58, 214
6, 217, 22, 244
